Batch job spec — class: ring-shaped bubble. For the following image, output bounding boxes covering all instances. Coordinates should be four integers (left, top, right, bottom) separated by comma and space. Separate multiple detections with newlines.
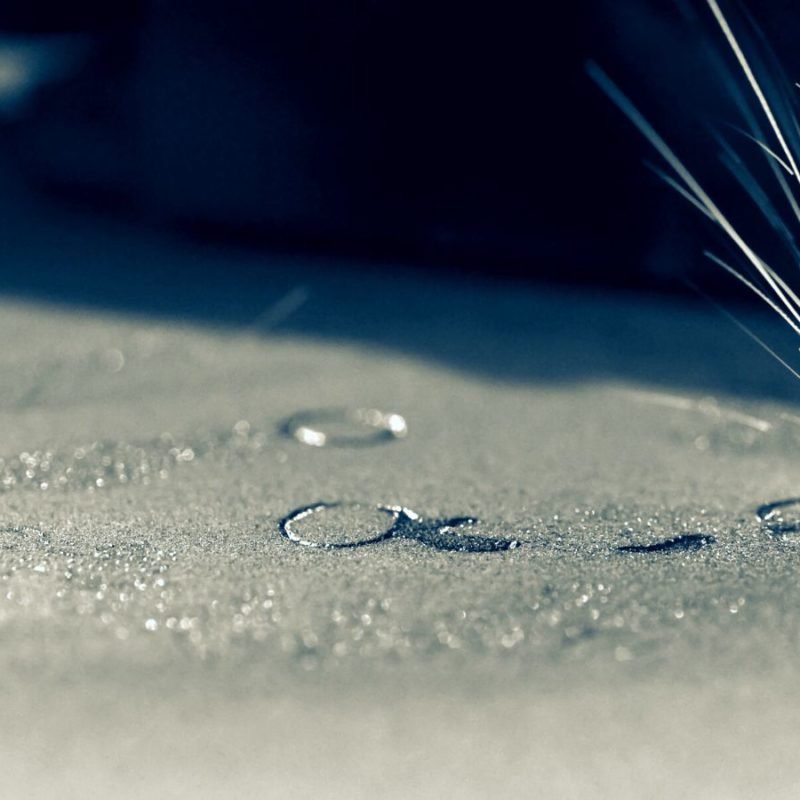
278, 501, 418, 548
279, 408, 407, 448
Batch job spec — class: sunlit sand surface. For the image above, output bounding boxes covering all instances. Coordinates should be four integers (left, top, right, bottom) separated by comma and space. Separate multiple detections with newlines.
1, 253, 800, 798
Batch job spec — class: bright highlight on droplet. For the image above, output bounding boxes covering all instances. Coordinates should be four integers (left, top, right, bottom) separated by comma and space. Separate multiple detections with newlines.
295, 427, 327, 447
385, 413, 408, 436
279, 408, 408, 448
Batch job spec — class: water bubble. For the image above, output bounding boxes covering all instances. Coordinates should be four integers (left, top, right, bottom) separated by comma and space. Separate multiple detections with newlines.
279, 408, 408, 448
622, 390, 776, 452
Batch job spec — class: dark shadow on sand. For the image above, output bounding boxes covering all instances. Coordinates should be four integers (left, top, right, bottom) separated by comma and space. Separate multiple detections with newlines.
0, 172, 797, 406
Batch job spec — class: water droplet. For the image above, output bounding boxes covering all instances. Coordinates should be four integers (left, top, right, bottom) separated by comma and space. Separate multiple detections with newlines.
614, 646, 633, 662
408, 516, 522, 552
617, 533, 715, 554
757, 498, 800, 536
279, 408, 407, 448
233, 420, 251, 436
102, 348, 125, 373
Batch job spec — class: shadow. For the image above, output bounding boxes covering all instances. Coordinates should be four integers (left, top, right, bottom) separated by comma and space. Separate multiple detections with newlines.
617, 534, 716, 554
0, 159, 798, 406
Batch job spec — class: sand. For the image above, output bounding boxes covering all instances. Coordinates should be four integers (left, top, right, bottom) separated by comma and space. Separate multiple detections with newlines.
2, 197, 800, 797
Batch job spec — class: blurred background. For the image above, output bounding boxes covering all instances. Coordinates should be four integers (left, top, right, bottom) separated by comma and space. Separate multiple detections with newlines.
0, 0, 799, 318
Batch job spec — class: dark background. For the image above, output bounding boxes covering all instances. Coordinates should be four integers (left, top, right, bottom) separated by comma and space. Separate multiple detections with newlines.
1, 0, 799, 304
